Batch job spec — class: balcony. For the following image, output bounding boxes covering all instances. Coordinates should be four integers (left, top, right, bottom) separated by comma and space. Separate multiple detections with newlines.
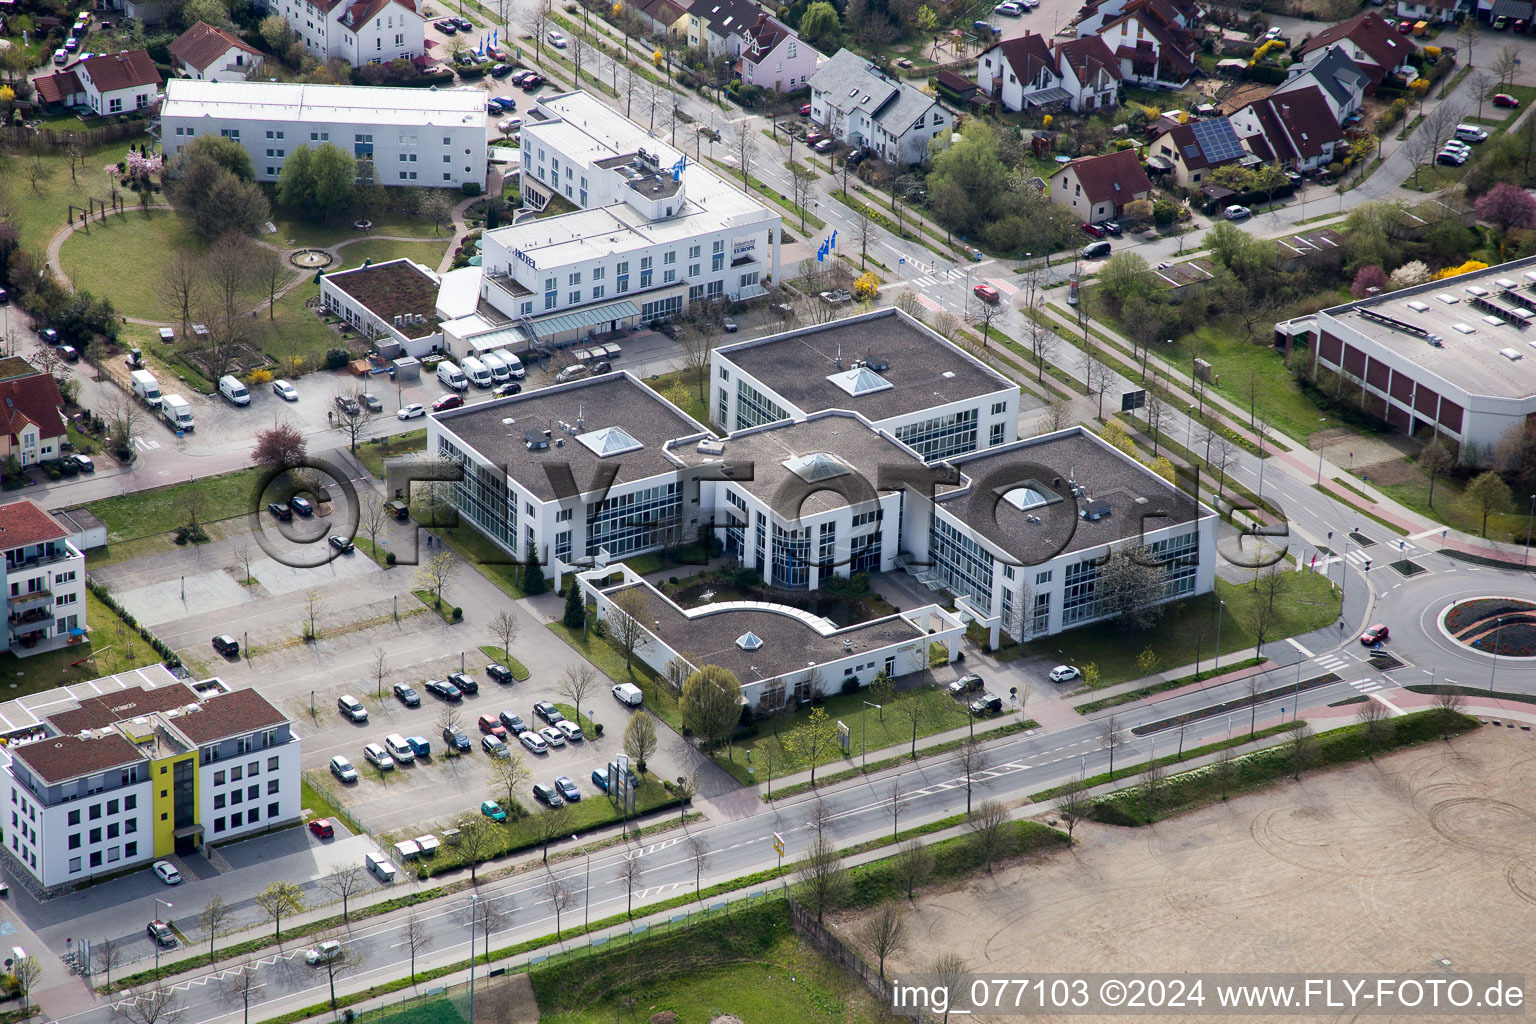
4, 545, 77, 573
8, 607, 50, 628
7, 589, 52, 610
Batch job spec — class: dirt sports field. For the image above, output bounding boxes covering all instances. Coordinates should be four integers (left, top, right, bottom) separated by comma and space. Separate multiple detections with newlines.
836, 728, 1536, 1023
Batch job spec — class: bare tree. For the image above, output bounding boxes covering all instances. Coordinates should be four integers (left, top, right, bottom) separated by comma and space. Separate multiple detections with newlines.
302, 587, 325, 641
1081, 351, 1114, 419
198, 894, 233, 964
1041, 398, 1073, 433
1213, 742, 1238, 801
1246, 674, 1264, 739
334, 395, 378, 454
456, 815, 500, 884
952, 738, 992, 815
414, 550, 459, 607
1210, 434, 1237, 498
543, 873, 576, 939
859, 900, 909, 979
485, 609, 521, 668
893, 837, 934, 898
531, 802, 574, 862
321, 865, 368, 921
219, 962, 261, 1024
969, 300, 1004, 350
607, 586, 652, 671
1098, 713, 1124, 779
1431, 686, 1467, 738
1140, 756, 1166, 821
102, 390, 146, 452
681, 314, 720, 400
252, 247, 289, 320
155, 250, 203, 341
1024, 310, 1058, 384
793, 831, 848, 923
1289, 722, 1316, 780
557, 663, 599, 724
893, 690, 935, 760
437, 698, 463, 741
615, 855, 644, 919
311, 935, 363, 1012
854, 206, 875, 270
884, 777, 908, 840
1054, 779, 1093, 844
113, 980, 183, 1024
1144, 384, 1171, 456
473, 895, 508, 954
732, 123, 757, 192
931, 952, 968, 1024
65, 140, 86, 184
788, 161, 817, 232
401, 913, 434, 984
1496, 45, 1520, 86
93, 936, 126, 990
485, 748, 532, 818
687, 834, 710, 905
1355, 698, 1393, 758
358, 492, 389, 558
966, 799, 1012, 872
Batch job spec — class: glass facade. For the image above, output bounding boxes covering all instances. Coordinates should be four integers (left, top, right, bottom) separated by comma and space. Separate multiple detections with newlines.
1060, 530, 1199, 627
735, 380, 789, 429
585, 481, 680, 557
895, 409, 978, 461
772, 523, 811, 588
930, 516, 994, 612
440, 438, 516, 549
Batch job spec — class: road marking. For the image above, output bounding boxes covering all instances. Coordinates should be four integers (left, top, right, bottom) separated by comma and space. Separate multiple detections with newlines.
1287, 637, 1314, 658
132, 436, 161, 452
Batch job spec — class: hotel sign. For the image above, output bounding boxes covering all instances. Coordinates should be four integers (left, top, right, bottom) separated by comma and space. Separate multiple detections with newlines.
513, 248, 538, 271
732, 239, 756, 258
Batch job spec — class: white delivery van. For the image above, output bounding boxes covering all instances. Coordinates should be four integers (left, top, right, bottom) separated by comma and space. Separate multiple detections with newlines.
460, 355, 493, 388
437, 360, 468, 391
160, 395, 195, 432
218, 375, 251, 405
130, 369, 163, 408
478, 350, 511, 383
364, 851, 397, 883
384, 733, 416, 765
500, 350, 526, 379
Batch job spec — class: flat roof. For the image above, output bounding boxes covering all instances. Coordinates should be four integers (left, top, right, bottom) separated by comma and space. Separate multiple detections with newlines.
1322, 256, 1536, 400
12, 732, 144, 786
47, 683, 197, 736
324, 259, 441, 340
716, 308, 1014, 421
170, 688, 286, 745
600, 578, 924, 686
939, 427, 1209, 564
668, 412, 922, 517
433, 371, 710, 502
162, 79, 487, 129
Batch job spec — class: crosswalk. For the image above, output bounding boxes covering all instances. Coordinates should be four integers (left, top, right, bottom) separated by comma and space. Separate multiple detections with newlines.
1320, 536, 1425, 568
132, 435, 161, 452
1315, 651, 1350, 677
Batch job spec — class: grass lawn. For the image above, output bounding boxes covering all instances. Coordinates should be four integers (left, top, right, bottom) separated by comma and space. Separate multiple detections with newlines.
270, 206, 453, 249
478, 644, 529, 680
1357, 466, 1531, 543
330, 237, 451, 272
84, 466, 266, 544
0, 590, 164, 695
1017, 571, 1341, 686
58, 209, 203, 319
642, 368, 713, 428
429, 517, 528, 600
354, 427, 427, 479
0, 134, 147, 254
412, 588, 459, 622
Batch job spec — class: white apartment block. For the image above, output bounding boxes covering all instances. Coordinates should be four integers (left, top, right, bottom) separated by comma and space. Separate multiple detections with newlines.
260, 0, 424, 66
160, 80, 486, 188
438, 91, 779, 359
0, 671, 299, 891
0, 501, 86, 657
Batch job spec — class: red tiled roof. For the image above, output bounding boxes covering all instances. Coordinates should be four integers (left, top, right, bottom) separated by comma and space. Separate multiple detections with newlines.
1296, 11, 1414, 83
169, 21, 263, 72
0, 371, 67, 444
1054, 35, 1121, 86
740, 13, 792, 65
12, 733, 144, 786
341, 0, 417, 30
1243, 98, 1298, 162
1266, 85, 1341, 160
32, 69, 81, 106
1064, 148, 1153, 205
75, 49, 161, 93
170, 688, 286, 745
986, 32, 1055, 85
0, 499, 69, 549
635, 0, 689, 23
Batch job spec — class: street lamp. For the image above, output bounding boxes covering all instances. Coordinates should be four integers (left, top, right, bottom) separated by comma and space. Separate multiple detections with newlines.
577, 833, 590, 931
152, 898, 172, 977
1491, 617, 1504, 694
468, 895, 479, 1024
1316, 417, 1326, 485
861, 701, 881, 768
1213, 599, 1224, 678
1185, 404, 1195, 454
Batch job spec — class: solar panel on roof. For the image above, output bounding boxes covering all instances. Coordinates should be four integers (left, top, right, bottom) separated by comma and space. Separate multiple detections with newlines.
1190, 118, 1244, 164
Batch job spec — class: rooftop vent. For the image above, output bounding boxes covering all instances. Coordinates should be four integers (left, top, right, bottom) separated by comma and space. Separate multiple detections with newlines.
1080, 498, 1112, 521
1500, 347, 1524, 360
576, 425, 643, 457
827, 366, 892, 397
696, 438, 726, 456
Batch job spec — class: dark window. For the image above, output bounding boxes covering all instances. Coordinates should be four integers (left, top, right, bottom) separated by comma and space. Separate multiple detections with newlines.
89, 827, 101, 843
107, 799, 119, 815
67, 809, 80, 826
125, 794, 136, 810
268, 802, 280, 817
68, 833, 80, 850
125, 841, 138, 858
89, 803, 102, 820
90, 851, 102, 867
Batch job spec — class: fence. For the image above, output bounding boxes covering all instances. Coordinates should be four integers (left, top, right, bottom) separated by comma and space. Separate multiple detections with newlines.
0, 118, 150, 152
786, 894, 937, 1024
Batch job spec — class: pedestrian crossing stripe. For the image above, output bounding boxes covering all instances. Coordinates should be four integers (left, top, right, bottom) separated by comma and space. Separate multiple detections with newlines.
132, 436, 161, 452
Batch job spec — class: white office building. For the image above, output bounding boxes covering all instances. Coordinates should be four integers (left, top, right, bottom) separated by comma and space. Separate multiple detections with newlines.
437, 91, 780, 361
160, 79, 486, 188
0, 671, 299, 892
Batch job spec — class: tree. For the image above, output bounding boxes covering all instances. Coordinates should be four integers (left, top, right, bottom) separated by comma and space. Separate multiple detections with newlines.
883, 777, 907, 840
732, 123, 757, 192
893, 837, 933, 899
484, 610, 521, 669
156, 250, 203, 341
931, 952, 968, 1024
557, 663, 598, 724
199, 894, 233, 964
1213, 743, 1238, 801
415, 550, 459, 606
793, 831, 847, 923
254, 881, 304, 941
303, 587, 325, 641
252, 245, 289, 320
532, 802, 573, 862
951, 738, 991, 814
673, 769, 698, 823
1419, 435, 1455, 506
401, 913, 434, 984
312, 143, 357, 220
608, 585, 651, 670
1461, 470, 1513, 536
1289, 722, 1316, 780
1495, 45, 1520, 85
523, 536, 548, 594
1097, 544, 1167, 630
335, 393, 377, 454
1355, 698, 1393, 759
93, 936, 126, 990
358, 493, 388, 559
1431, 685, 1467, 738
966, 799, 1011, 872
615, 855, 644, 919
788, 161, 817, 232
102, 391, 146, 456
687, 834, 710, 904
314, 866, 366, 922
543, 872, 576, 939
418, 191, 455, 236
562, 581, 586, 629
1211, 434, 1238, 497
1350, 264, 1387, 298
1140, 756, 1166, 821
252, 423, 308, 471
454, 814, 499, 884
860, 901, 909, 978
1098, 251, 1154, 306
893, 689, 937, 759
113, 981, 182, 1024
1054, 779, 1093, 844
219, 962, 261, 1024
681, 664, 741, 754
798, 0, 840, 46
486, 748, 532, 819
786, 705, 836, 786
1082, 351, 1114, 419
311, 934, 362, 1012
680, 315, 719, 400
1144, 386, 1170, 456
622, 709, 658, 768
1099, 713, 1124, 779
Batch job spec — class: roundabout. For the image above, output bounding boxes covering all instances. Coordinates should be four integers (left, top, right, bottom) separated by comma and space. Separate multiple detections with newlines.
1441, 597, 1536, 658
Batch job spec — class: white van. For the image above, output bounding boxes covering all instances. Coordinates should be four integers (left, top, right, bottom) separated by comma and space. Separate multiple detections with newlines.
500, 350, 526, 379
384, 733, 416, 765
1454, 123, 1489, 144
437, 360, 468, 391
130, 369, 163, 408
364, 851, 397, 883
478, 350, 512, 383
460, 355, 493, 388
218, 375, 251, 405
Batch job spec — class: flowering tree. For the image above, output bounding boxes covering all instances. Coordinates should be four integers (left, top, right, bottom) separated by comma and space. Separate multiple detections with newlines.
1350, 264, 1387, 298
1388, 260, 1431, 290
1475, 181, 1536, 234
125, 150, 163, 190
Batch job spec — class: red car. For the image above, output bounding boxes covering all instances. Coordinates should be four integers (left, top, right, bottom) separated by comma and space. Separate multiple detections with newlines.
973, 283, 1001, 304
798, 102, 811, 116
1398, 18, 1412, 31
432, 394, 463, 412
309, 818, 334, 839
478, 713, 507, 739
487, 45, 505, 60
805, 131, 826, 145
1494, 93, 1521, 108
1081, 221, 1107, 238
1360, 623, 1390, 646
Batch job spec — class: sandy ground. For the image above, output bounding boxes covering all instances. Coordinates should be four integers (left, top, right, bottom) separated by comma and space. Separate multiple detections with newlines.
834, 727, 1536, 1023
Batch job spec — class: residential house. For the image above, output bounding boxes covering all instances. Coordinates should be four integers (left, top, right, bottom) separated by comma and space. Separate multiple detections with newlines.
0, 358, 68, 468
628, 0, 690, 38
1395, 0, 1467, 24
260, 0, 423, 67
320, 258, 443, 358
809, 48, 951, 165
1098, 0, 1198, 87
737, 13, 818, 93
1050, 148, 1153, 223
1074, 0, 1201, 37
0, 499, 86, 655
687, 0, 769, 59
169, 21, 265, 82
976, 33, 1064, 112
31, 50, 161, 115
1054, 35, 1122, 112
1294, 12, 1415, 90
1229, 85, 1344, 171
1275, 43, 1367, 122
1152, 116, 1248, 186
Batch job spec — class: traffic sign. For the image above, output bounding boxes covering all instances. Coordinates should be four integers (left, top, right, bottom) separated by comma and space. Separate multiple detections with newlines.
772, 832, 785, 857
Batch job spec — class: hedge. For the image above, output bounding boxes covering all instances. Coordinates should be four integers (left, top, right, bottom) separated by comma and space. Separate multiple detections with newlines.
84, 579, 182, 669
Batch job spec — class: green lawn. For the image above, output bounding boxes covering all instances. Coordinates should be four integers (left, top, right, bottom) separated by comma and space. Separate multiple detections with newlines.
330, 237, 450, 273
1017, 571, 1342, 686
429, 517, 528, 600
58, 209, 204, 319
0, 590, 164, 695
84, 466, 266, 543
478, 644, 530, 680
355, 427, 427, 479
0, 134, 147, 254
643, 368, 713, 428
270, 205, 454, 248
1357, 465, 1532, 543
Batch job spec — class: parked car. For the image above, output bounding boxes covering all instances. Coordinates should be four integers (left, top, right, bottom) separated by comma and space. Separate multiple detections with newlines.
66, 452, 93, 473
1437, 150, 1468, 166
1494, 93, 1520, 107
510, 68, 534, 84
969, 692, 1004, 716
819, 288, 852, 304
798, 102, 812, 115
973, 283, 1000, 304
309, 819, 334, 839
290, 496, 314, 516
448, 671, 480, 695
491, 62, 513, 77
328, 535, 354, 553
337, 695, 368, 722
363, 743, 395, 770
212, 634, 240, 657
1455, 124, 1489, 143
539, 725, 566, 748
1360, 623, 1390, 646
482, 734, 510, 758
330, 755, 358, 782
267, 501, 292, 521
556, 719, 583, 741
406, 736, 431, 758
532, 781, 564, 807
424, 679, 463, 702
722, 316, 738, 332
995, 2, 1024, 14
360, 393, 383, 412
1049, 665, 1081, 682
613, 683, 643, 706
398, 403, 426, 419
1081, 221, 1107, 238
591, 768, 609, 791
493, 381, 523, 397
147, 921, 176, 946
451, 16, 471, 29
547, 28, 567, 46
394, 683, 421, 707
1224, 204, 1251, 220
481, 800, 507, 822
486, 662, 514, 684
554, 776, 581, 801
442, 725, 472, 752
813, 137, 835, 153
487, 98, 508, 113
433, 18, 457, 32
478, 713, 508, 739
1081, 240, 1112, 259
153, 861, 181, 885
493, 95, 516, 111
433, 394, 464, 412
533, 701, 564, 724
1102, 220, 1123, 237
520, 73, 546, 91
487, 45, 506, 60
273, 379, 298, 401
334, 394, 360, 416
520, 730, 549, 754
499, 710, 527, 733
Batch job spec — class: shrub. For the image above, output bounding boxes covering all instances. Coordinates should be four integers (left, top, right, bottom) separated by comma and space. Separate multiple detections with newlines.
324, 348, 351, 370
452, 606, 463, 620
461, 181, 484, 196
840, 676, 860, 695
386, 552, 397, 565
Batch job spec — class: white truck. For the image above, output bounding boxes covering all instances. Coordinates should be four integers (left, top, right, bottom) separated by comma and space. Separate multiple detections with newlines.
159, 394, 195, 432
129, 369, 163, 408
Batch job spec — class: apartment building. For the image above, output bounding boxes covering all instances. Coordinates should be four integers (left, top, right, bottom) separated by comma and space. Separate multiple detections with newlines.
809, 49, 951, 165
259, 0, 423, 66
320, 258, 444, 358
0, 500, 86, 656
